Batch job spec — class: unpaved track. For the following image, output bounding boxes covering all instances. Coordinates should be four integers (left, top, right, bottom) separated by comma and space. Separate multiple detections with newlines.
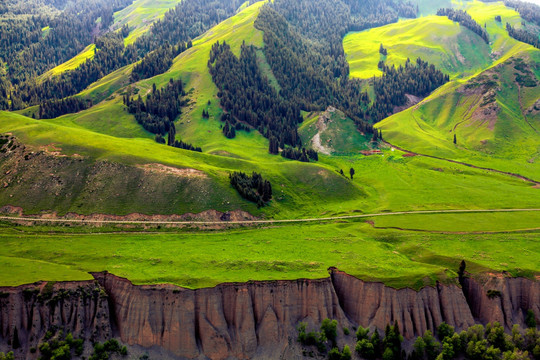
0, 209, 539, 226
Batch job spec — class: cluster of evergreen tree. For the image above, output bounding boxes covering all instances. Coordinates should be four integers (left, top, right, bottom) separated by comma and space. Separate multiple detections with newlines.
124, 79, 186, 135
15, 28, 134, 107
437, 8, 489, 43
506, 23, 540, 49
281, 147, 318, 162
254, 6, 375, 135
1, 0, 133, 86
0, 78, 9, 110
208, 41, 303, 151
504, 0, 540, 26
38, 96, 90, 119
7, 0, 254, 109
379, 44, 388, 56
131, 0, 248, 57
130, 42, 189, 82
229, 171, 272, 207
370, 58, 449, 122
219, 113, 252, 139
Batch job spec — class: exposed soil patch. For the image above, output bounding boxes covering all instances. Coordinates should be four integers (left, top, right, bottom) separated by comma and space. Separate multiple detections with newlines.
309, 107, 335, 155
138, 163, 207, 178
394, 94, 424, 113
0, 205, 256, 227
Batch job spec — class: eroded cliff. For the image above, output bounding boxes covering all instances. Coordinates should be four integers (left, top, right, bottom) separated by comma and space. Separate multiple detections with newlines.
0, 270, 537, 359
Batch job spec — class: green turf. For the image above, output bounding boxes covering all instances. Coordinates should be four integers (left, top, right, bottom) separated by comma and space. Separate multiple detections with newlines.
0, 221, 537, 289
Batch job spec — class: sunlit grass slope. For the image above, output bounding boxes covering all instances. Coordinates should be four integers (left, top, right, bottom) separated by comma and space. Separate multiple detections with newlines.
344, 16, 492, 79
35, 0, 183, 80
376, 50, 540, 180
38, 44, 96, 81
0, 221, 537, 289
54, 2, 270, 153
113, 0, 183, 46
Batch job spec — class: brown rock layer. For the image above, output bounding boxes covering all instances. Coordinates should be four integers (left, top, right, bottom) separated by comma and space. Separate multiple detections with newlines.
462, 275, 540, 330
0, 271, 537, 359
330, 270, 476, 339
0, 281, 111, 354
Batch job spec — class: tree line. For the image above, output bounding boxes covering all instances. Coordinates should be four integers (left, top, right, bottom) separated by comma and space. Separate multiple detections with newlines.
506, 23, 540, 49
437, 8, 489, 44
130, 42, 190, 82
229, 171, 272, 208
38, 96, 91, 119
14, 27, 133, 107
254, 6, 375, 137
208, 41, 304, 153
123, 79, 202, 152
299, 314, 539, 360
281, 147, 319, 162
254, 5, 448, 130
503, 0, 540, 26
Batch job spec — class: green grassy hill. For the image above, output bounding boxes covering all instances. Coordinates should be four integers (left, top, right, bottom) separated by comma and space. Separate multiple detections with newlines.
2, 1, 539, 219
376, 48, 540, 181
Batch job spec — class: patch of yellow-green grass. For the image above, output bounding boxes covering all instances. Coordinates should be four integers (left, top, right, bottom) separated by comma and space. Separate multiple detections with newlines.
113, 0, 183, 46
50, 98, 151, 139
38, 44, 95, 81
78, 63, 134, 104
344, 16, 492, 79
41, 26, 50, 38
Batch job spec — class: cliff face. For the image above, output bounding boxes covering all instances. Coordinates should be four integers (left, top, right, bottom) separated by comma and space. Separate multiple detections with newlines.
462, 275, 540, 330
0, 281, 111, 355
0, 271, 538, 359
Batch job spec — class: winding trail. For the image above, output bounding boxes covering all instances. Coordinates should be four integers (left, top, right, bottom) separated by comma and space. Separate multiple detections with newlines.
383, 141, 540, 184
0, 208, 539, 226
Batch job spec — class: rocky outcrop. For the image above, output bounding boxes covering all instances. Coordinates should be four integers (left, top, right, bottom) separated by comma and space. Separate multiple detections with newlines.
330, 270, 476, 339
94, 272, 350, 359
462, 275, 540, 330
0, 271, 537, 359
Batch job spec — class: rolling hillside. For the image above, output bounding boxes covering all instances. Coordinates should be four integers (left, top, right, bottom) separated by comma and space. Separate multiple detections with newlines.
0, 0, 538, 293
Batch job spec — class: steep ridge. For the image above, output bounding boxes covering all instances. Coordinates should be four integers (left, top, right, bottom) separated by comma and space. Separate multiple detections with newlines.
0, 270, 537, 359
